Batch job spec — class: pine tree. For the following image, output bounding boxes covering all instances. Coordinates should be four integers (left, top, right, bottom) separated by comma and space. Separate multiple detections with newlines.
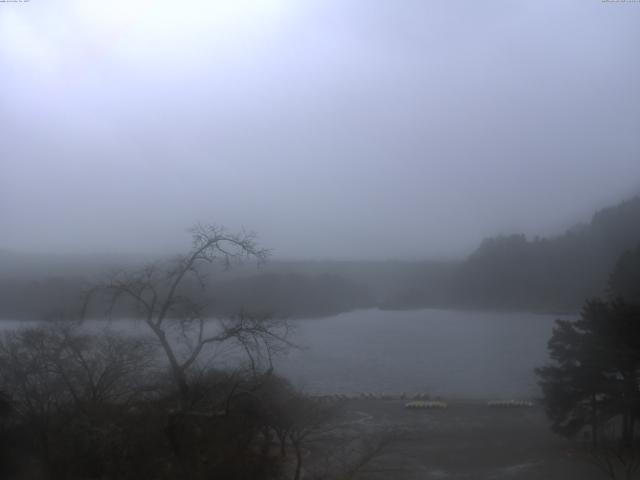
537, 256, 640, 447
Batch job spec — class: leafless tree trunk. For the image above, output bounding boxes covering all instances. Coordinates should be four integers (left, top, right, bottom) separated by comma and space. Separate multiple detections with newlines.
586, 433, 640, 480
82, 224, 291, 410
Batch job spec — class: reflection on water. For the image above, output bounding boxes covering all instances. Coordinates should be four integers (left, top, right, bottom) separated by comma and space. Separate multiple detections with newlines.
275, 309, 570, 398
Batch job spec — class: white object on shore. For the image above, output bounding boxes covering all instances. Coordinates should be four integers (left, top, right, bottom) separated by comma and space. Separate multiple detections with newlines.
404, 400, 448, 410
487, 399, 534, 408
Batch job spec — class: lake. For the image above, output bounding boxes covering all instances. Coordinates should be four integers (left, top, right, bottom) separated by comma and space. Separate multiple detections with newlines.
0, 308, 570, 399
274, 308, 569, 399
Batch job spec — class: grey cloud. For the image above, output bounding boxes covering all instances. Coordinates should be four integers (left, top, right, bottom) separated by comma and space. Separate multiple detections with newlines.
1, 0, 639, 259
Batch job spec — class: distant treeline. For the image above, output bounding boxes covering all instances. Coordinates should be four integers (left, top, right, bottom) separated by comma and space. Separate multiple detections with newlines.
386, 196, 640, 312
0, 271, 372, 321
1, 196, 640, 320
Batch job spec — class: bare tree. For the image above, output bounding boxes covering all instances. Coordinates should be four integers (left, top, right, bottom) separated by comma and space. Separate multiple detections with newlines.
296, 423, 397, 480
83, 224, 291, 409
277, 396, 396, 480
585, 438, 640, 480
287, 397, 336, 480
335, 431, 396, 480
0, 324, 156, 478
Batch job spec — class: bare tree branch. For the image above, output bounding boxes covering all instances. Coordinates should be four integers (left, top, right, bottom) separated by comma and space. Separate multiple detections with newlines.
81, 224, 286, 411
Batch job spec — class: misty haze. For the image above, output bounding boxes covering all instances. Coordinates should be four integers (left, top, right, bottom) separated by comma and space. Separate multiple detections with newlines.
1, 1, 640, 479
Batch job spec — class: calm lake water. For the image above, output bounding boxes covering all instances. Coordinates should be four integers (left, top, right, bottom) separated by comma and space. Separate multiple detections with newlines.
274, 309, 570, 399
0, 309, 571, 399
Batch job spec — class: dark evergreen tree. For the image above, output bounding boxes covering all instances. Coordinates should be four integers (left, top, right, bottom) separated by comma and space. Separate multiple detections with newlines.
609, 244, 640, 305
537, 300, 613, 444
0, 390, 11, 476
537, 297, 640, 446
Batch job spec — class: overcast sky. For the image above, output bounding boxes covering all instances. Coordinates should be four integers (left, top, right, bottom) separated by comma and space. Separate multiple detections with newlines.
1, 0, 640, 260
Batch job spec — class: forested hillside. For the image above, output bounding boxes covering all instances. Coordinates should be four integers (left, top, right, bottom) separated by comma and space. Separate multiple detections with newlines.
388, 196, 640, 311
1, 197, 639, 319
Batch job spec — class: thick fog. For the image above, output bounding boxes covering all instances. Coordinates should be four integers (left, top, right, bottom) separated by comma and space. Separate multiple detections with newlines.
1, 0, 640, 259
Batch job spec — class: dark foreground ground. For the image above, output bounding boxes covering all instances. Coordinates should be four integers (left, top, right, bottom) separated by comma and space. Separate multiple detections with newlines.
312, 399, 603, 480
